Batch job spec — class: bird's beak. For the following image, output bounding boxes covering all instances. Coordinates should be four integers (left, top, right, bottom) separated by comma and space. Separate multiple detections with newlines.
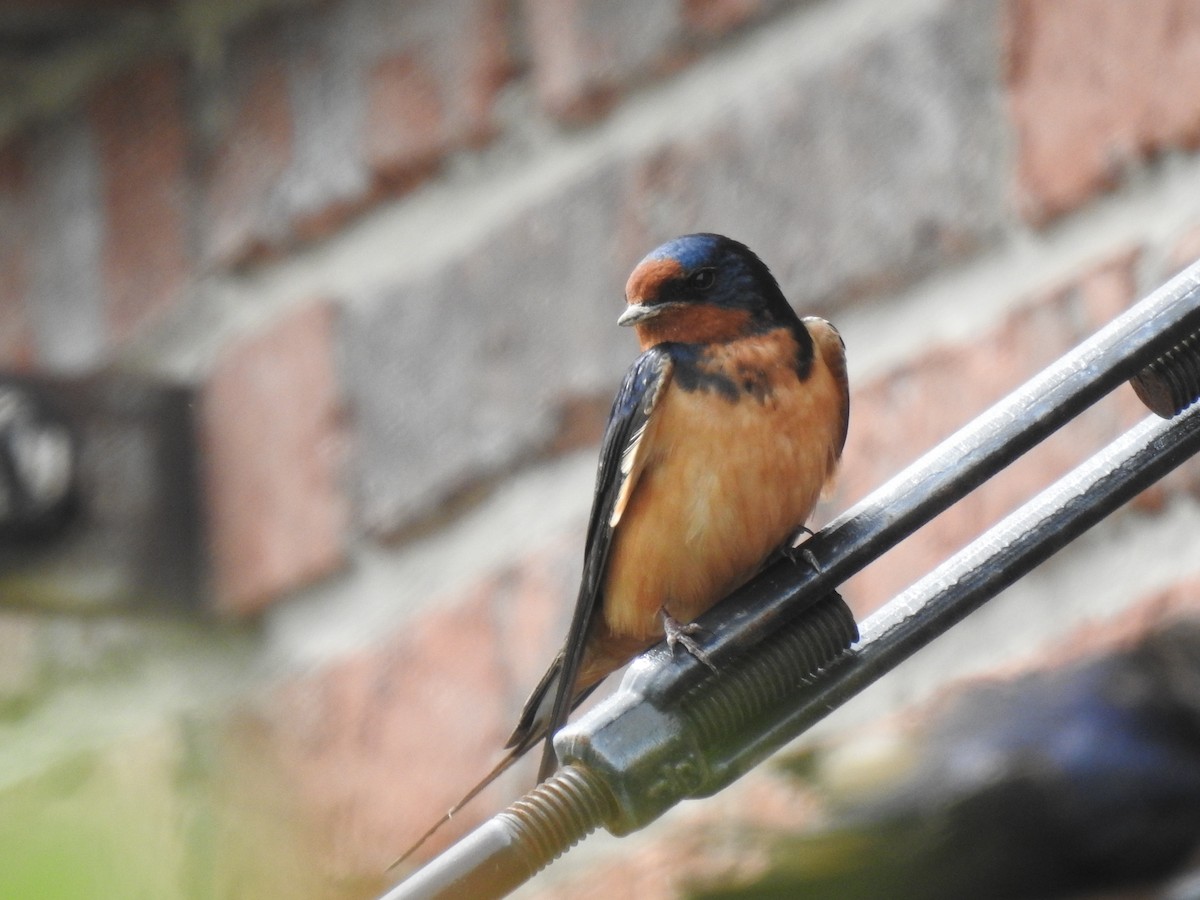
618, 301, 680, 327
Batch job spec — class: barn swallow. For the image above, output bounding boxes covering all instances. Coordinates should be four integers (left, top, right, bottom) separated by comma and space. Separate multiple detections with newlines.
394, 233, 849, 867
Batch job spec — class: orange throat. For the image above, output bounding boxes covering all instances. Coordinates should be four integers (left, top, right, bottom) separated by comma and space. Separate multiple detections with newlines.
632, 305, 754, 349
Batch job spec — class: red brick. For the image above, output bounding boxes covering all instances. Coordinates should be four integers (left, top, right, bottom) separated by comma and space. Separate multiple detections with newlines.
0, 142, 33, 369
1007, 0, 1200, 224
89, 58, 191, 343
204, 1, 511, 265
683, 0, 765, 36
833, 251, 1149, 615
200, 303, 349, 616
461, 0, 515, 133
365, 55, 445, 179
365, 0, 511, 188
203, 31, 293, 266
524, 0, 685, 121
523, 0, 782, 122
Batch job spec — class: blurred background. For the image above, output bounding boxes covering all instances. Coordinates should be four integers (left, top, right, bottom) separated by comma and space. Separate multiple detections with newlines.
4, 0, 1200, 897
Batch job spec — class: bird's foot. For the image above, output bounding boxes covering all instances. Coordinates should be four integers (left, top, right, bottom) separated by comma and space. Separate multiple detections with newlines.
781, 525, 822, 574
661, 609, 718, 673
784, 543, 822, 574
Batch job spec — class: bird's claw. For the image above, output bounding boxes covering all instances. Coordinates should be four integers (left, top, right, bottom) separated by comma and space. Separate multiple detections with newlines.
784, 542, 823, 574
781, 524, 823, 574
662, 609, 719, 673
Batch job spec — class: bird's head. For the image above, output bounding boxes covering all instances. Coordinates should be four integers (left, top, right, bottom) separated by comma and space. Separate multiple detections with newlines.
619, 233, 794, 348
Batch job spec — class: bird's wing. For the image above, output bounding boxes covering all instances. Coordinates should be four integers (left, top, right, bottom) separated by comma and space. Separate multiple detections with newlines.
803, 316, 850, 460
394, 348, 674, 866
514, 345, 674, 779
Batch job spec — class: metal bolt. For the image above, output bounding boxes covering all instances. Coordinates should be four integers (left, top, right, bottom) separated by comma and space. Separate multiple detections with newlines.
1131, 329, 1200, 418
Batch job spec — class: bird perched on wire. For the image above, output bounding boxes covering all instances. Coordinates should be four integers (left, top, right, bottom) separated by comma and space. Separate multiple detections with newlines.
394, 232, 849, 867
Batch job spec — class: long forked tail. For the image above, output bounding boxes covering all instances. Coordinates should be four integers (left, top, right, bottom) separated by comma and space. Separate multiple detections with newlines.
509, 651, 600, 782
386, 738, 533, 871
389, 655, 571, 871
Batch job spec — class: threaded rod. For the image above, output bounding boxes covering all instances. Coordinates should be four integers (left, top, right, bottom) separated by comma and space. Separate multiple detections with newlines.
682, 594, 857, 748
382, 765, 614, 900
1131, 328, 1200, 417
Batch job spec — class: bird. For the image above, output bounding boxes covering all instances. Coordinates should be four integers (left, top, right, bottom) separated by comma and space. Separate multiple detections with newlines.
393, 232, 849, 868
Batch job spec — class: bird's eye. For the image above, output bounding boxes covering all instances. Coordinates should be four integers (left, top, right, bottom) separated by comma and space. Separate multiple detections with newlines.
689, 268, 716, 290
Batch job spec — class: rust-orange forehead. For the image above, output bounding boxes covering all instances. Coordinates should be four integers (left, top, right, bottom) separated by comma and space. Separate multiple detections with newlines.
625, 257, 683, 303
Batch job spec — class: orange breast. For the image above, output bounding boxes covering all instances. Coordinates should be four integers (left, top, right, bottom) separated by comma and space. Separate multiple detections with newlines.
599, 327, 845, 643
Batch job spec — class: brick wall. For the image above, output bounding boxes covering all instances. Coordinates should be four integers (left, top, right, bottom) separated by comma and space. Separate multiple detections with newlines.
4, 0, 1200, 896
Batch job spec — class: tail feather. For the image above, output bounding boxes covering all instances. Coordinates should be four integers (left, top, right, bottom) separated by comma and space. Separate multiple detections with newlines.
509, 652, 600, 781
391, 652, 599, 871
387, 736, 534, 871
505, 651, 564, 750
